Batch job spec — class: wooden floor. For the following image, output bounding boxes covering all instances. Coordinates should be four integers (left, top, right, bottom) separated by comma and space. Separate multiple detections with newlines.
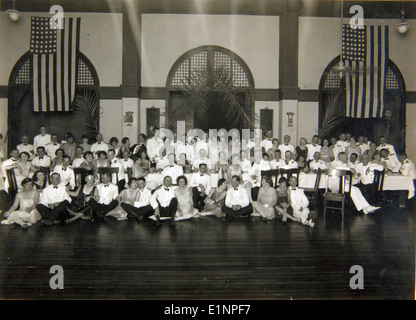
0, 191, 414, 300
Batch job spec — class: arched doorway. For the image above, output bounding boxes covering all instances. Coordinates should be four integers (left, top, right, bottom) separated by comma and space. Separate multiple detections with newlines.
7, 51, 100, 151
166, 46, 255, 133
318, 55, 406, 152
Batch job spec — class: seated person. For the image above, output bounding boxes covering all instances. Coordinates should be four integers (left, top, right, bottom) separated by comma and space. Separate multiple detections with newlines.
270, 150, 286, 169
53, 155, 76, 189
354, 153, 385, 201
380, 148, 401, 173
32, 170, 48, 190
1, 178, 41, 228
15, 152, 36, 188
175, 175, 197, 218
161, 153, 183, 183
89, 171, 119, 220
189, 163, 212, 212
227, 154, 243, 184
309, 151, 327, 173
177, 153, 192, 174
133, 151, 151, 177
120, 150, 134, 176
150, 175, 178, 227
280, 151, 298, 170
240, 150, 252, 174
66, 174, 96, 223
221, 175, 253, 219
278, 135, 295, 161
72, 146, 85, 168
376, 136, 397, 156
297, 155, 309, 173
107, 178, 140, 221
51, 148, 65, 171
252, 176, 278, 220
32, 146, 52, 170
192, 149, 212, 172
288, 176, 314, 227
204, 178, 228, 217
274, 177, 297, 223
398, 152, 416, 179
107, 148, 126, 192
79, 151, 95, 171
120, 177, 154, 221
36, 173, 72, 225
1, 149, 20, 186
79, 134, 91, 152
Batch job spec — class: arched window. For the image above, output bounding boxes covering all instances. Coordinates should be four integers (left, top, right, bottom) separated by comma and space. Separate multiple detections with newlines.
7, 51, 100, 150
318, 55, 406, 152
166, 46, 255, 132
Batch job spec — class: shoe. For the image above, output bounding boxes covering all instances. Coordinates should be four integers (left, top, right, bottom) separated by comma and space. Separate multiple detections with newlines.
156, 220, 162, 227
41, 219, 53, 226
170, 221, 176, 227
367, 206, 381, 214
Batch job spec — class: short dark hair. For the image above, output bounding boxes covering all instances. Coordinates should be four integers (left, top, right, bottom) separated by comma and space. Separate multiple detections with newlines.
83, 151, 93, 159
176, 175, 188, 185
263, 176, 273, 187
55, 148, 65, 155
37, 146, 46, 152
231, 175, 241, 182
21, 177, 32, 187
109, 137, 119, 144
137, 177, 146, 183
121, 137, 129, 144
278, 177, 287, 184
128, 178, 137, 186
19, 151, 30, 159
217, 178, 226, 187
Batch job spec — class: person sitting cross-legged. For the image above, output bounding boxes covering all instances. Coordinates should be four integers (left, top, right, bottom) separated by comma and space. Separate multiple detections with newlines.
221, 175, 253, 219
89, 171, 119, 221
119, 177, 154, 221
288, 176, 315, 227
149, 175, 178, 227
189, 163, 211, 212
36, 173, 72, 225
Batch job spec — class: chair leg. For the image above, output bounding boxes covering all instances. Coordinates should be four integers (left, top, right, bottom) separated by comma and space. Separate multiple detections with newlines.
323, 199, 326, 220
341, 199, 344, 220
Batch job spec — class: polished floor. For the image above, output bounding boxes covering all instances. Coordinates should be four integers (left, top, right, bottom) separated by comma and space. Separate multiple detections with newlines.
0, 191, 414, 300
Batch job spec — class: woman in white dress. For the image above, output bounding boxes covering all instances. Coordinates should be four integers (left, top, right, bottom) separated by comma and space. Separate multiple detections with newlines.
106, 178, 140, 220
252, 176, 277, 220
1, 178, 41, 228
16, 152, 37, 188
174, 175, 197, 219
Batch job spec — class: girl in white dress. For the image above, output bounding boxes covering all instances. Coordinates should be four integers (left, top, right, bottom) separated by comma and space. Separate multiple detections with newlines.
1, 178, 41, 228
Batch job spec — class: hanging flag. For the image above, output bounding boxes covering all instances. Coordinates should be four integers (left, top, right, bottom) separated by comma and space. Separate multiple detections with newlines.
343, 24, 388, 118
30, 16, 81, 112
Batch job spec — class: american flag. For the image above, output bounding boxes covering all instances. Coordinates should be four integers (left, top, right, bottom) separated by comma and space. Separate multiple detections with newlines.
30, 16, 81, 112
343, 24, 388, 118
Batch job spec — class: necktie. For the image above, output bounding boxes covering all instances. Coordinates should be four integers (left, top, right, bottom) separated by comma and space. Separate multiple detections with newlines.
78, 156, 82, 159
39, 157, 43, 160
12, 159, 17, 162
23, 144, 27, 146
104, 184, 110, 187
98, 143, 101, 145
200, 174, 204, 176
170, 165, 174, 167
234, 188, 238, 191
53, 143, 57, 146
285, 144, 288, 146
268, 139, 271, 141
62, 168, 67, 171
292, 188, 296, 190
164, 187, 169, 191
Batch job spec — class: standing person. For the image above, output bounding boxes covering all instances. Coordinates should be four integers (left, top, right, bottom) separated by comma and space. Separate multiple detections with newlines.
108, 137, 120, 157
146, 129, 164, 162
89, 171, 119, 221
107, 149, 126, 192
53, 155, 76, 189
72, 146, 86, 168
261, 130, 274, 152
118, 137, 131, 158
119, 177, 154, 221
345, 137, 362, 160
51, 149, 65, 171
204, 178, 228, 217
79, 134, 91, 152
161, 153, 183, 183
62, 133, 77, 161
278, 135, 295, 161
252, 176, 277, 220
337, 133, 349, 152
189, 163, 212, 212
17, 135, 35, 158
319, 138, 334, 164
33, 125, 51, 152
306, 135, 321, 161
32, 147, 52, 170
330, 137, 343, 161
150, 176, 178, 227
288, 176, 315, 227
91, 133, 109, 158
192, 149, 212, 171
294, 137, 308, 162
1, 178, 41, 228
376, 136, 397, 156
44, 133, 61, 160
36, 173, 72, 225
120, 150, 134, 180
357, 136, 370, 155
221, 175, 253, 219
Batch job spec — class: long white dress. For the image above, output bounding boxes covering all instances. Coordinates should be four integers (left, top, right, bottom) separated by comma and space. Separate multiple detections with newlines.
1, 192, 42, 227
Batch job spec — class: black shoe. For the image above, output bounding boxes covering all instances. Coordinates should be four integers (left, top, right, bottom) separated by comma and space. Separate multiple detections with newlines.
41, 219, 53, 226
170, 220, 176, 227
156, 220, 162, 227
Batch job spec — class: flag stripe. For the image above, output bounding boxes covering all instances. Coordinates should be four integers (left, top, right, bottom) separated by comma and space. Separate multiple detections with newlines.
33, 55, 39, 112
61, 17, 66, 111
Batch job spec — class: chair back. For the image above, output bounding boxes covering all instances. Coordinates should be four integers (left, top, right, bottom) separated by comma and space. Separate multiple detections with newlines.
279, 168, 301, 186
98, 167, 119, 183
126, 167, 133, 182
313, 168, 322, 192
373, 169, 385, 192
325, 169, 352, 196
261, 169, 280, 187
6, 169, 18, 200
74, 168, 93, 187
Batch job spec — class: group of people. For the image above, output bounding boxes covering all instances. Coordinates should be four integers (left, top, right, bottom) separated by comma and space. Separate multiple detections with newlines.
0, 125, 415, 229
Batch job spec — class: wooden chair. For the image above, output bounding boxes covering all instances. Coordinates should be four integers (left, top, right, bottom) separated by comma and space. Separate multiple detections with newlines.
126, 167, 133, 182
371, 169, 385, 206
74, 168, 93, 187
6, 169, 18, 203
323, 169, 352, 220
97, 167, 119, 183
303, 168, 323, 212
261, 169, 280, 187
279, 168, 301, 185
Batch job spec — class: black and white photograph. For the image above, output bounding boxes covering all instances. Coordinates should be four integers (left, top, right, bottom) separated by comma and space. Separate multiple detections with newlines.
0, 0, 415, 304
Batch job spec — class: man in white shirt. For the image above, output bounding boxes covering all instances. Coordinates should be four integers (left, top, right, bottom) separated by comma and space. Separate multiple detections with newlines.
32, 146, 52, 169
36, 173, 71, 225
336, 133, 349, 152
269, 150, 286, 169
288, 176, 314, 227
306, 135, 322, 161
131, 133, 147, 161
33, 125, 51, 152
53, 155, 76, 189
221, 175, 252, 219
17, 135, 34, 158
355, 153, 385, 201
192, 149, 212, 171
120, 150, 134, 175
398, 153, 416, 180
150, 175, 178, 227
376, 136, 397, 156
189, 163, 212, 211
280, 151, 298, 170
146, 129, 164, 160
246, 130, 256, 150
278, 135, 296, 161
71, 146, 86, 168
195, 134, 209, 157
44, 134, 61, 160
309, 152, 327, 172
107, 149, 126, 192
89, 171, 119, 220
357, 136, 370, 155
240, 150, 252, 174
120, 177, 154, 221
161, 153, 183, 183
91, 133, 109, 158
261, 130, 274, 152
330, 137, 343, 161
380, 149, 401, 173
